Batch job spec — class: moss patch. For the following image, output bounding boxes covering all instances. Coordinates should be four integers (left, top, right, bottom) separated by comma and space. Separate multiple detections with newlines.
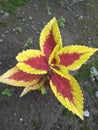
0, 0, 30, 13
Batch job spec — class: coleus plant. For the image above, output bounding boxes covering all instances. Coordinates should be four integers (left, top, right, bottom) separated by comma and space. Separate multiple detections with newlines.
0, 18, 97, 120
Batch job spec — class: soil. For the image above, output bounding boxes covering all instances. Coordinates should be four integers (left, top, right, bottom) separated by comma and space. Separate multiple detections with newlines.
0, 0, 98, 130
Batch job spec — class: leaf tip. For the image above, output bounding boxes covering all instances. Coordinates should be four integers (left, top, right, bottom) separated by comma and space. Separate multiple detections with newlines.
79, 114, 84, 120
20, 87, 31, 97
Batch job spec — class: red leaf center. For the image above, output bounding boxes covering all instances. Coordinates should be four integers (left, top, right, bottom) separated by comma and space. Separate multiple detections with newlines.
51, 73, 73, 102
59, 53, 81, 66
24, 56, 49, 71
9, 70, 41, 82
44, 30, 56, 58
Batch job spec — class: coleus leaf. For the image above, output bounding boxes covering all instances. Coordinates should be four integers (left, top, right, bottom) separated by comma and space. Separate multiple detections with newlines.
20, 78, 46, 97
59, 45, 98, 71
0, 66, 44, 87
40, 17, 62, 58
50, 72, 84, 120
16, 49, 48, 74
48, 45, 60, 65
50, 64, 70, 80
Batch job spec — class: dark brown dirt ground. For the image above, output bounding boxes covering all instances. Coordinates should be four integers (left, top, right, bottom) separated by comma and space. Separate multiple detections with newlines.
0, 0, 98, 130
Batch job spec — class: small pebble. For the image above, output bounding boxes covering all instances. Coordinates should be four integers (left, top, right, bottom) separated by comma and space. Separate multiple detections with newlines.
8, 64, 12, 67
2, 34, 5, 37
23, 18, 25, 21
0, 39, 3, 42
95, 91, 98, 98
0, 10, 4, 14
5, 31, 9, 34
13, 112, 17, 116
78, 15, 83, 20
90, 67, 98, 81
2, 12, 9, 19
88, 37, 92, 40
88, 41, 91, 44
45, 104, 48, 107
17, 7, 21, 11
23, 122, 27, 126
20, 117, 23, 122
85, 26, 88, 29
83, 110, 90, 117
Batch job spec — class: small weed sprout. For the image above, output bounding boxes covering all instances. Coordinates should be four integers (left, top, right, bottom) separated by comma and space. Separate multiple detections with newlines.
73, 0, 85, 4
46, 0, 51, 14
29, 16, 33, 21
59, 0, 65, 6
2, 88, 12, 97
23, 37, 33, 49
57, 16, 66, 28
38, 86, 47, 95
13, 27, 22, 33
